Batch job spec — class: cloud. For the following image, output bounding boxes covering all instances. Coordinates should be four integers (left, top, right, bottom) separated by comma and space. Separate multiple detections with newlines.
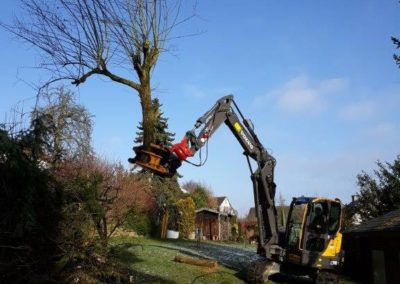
182, 84, 207, 98
338, 101, 376, 121
276, 139, 400, 204
254, 75, 348, 113
363, 122, 397, 140
182, 84, 238, 99
278, 76, 321, 112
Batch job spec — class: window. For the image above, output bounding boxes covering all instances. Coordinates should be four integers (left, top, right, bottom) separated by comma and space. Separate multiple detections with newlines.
308, 202, 328, 234
287, 203, 306, 248
327, 202, 341, 234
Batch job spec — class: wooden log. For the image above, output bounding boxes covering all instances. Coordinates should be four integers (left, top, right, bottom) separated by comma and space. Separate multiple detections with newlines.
174, 255, 218, 269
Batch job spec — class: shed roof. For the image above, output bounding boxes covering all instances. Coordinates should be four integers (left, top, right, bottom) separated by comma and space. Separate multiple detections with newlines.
345, 209, 400, 234
195, 207, 231, 216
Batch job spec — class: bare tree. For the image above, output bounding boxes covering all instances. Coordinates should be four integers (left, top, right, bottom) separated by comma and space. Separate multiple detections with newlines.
33, 86, 93, 164
2, 0, 195, 149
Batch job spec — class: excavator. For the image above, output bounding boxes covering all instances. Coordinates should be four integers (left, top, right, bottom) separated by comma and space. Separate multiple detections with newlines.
129, 95, 344, 283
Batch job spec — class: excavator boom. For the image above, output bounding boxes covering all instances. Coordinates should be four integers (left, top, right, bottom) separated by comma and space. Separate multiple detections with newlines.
130, 95, 280, 258
130, 95, 344, 283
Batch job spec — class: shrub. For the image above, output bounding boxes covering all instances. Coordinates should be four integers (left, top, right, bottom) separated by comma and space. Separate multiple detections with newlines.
175, 197, 196, 239
123, 211, 152, 236
0, 124, 61, 283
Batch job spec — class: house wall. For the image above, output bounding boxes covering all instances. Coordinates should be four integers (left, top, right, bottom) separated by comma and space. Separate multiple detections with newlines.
343, 232, 400, 284
219, 215, 231, 241
195, 211, 234, 241
219, 199, 231, 213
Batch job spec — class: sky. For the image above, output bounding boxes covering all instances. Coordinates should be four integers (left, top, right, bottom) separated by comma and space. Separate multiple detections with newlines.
1, 1, 400, 216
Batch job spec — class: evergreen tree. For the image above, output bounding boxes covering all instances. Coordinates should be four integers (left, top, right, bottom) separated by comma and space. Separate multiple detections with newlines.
355, 155, 400, 221
134, 98, 175, 146
0, 120, 61, 282
392, 37, 400, 67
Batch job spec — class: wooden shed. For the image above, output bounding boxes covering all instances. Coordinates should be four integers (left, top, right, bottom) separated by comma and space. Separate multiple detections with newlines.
195, 208, 233, 241
343, 209, 400, 284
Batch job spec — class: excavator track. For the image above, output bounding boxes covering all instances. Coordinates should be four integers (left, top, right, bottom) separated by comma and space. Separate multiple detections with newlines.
315, 270, 339, 284
247, 258, 279, 284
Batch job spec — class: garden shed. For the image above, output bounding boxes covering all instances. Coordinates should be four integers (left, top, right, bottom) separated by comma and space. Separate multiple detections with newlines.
195, 208, 234, 241
343, 209, 400, 284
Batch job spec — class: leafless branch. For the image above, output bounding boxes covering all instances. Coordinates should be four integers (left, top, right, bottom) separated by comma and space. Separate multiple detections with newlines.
1, 0, 196, 90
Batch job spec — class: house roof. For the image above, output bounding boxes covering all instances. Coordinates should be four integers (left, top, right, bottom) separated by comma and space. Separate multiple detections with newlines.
247, 207, 257, 221
345, 209, 400, 234
210, 196, 227, 207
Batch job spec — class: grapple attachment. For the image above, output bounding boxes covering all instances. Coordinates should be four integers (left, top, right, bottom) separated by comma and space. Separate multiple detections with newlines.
128, 143, 182, 177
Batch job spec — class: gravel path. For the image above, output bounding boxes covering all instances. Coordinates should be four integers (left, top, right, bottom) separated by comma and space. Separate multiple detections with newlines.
161, 240, 257, 272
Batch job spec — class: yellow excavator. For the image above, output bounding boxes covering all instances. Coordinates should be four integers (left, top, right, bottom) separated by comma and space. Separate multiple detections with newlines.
129, 95, 344, 283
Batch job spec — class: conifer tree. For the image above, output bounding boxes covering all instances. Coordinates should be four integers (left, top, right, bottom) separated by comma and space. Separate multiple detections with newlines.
134, 98, 175, 146
355, 155, 400, 220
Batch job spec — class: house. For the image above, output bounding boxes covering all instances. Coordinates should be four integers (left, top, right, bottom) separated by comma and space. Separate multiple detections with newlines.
343, 195, 362, 227
241, 205, 290, 243
342, 209, 400, 284
213, 196, 237, 216
240, 207, 258, 243
195, 196, 236, 241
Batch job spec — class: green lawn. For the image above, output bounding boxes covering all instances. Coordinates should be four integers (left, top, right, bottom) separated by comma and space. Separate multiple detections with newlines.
109, 237, 358, 284
109, 237, 245, 284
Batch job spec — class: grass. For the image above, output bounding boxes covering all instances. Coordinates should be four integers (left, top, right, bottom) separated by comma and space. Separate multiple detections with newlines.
109, 236, 358, 284
109, 237, 244, 284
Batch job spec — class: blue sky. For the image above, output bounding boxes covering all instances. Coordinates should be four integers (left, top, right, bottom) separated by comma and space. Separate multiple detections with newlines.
1, 1, 400, 216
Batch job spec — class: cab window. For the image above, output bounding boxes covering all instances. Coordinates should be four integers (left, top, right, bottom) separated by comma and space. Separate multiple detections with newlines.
327, 202, 341, 234
308, 202, 328, 234
287, 203, 306, 248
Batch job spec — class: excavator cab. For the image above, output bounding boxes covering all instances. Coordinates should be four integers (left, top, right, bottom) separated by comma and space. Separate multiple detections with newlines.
282, 197, 343, 281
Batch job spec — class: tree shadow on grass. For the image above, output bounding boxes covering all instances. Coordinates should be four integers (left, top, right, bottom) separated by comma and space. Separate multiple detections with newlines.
128, 270, 177, 284
268, 273, 313, 283
109, 243, 177, 284
109, 243, 143, 265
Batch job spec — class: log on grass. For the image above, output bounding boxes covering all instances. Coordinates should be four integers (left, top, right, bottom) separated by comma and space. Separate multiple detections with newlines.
174, 255, 218, 269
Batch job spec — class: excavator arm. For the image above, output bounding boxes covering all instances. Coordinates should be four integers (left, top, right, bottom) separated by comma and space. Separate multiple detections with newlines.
131, 95, 280, 259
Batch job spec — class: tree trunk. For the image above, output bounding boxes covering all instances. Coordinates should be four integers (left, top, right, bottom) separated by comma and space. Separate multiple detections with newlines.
101, 217, 108, 247
96, 218, 108, 248
139, 78, 156, 150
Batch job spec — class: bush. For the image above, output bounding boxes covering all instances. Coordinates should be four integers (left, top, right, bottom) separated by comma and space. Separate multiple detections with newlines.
123, 211, 152, 236
0, 125, 61, 283
175, 197, 196, 239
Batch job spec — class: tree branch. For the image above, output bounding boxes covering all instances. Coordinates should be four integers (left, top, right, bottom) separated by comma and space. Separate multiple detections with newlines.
102, 67, 141, 91
71, 67, 101, 86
